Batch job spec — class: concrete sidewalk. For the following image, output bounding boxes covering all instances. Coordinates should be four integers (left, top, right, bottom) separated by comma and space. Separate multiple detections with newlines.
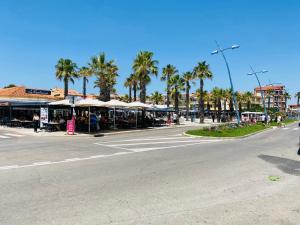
0, 119, 221, 137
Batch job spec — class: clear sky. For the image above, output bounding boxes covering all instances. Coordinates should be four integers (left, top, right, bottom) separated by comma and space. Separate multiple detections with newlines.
0, 0, 299, 103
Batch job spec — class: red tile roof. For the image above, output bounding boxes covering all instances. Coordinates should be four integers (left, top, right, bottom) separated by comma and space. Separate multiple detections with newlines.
0, 86, 57, 100
254, 85, 284, 91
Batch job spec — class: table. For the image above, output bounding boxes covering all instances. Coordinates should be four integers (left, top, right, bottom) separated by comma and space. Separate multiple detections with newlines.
43, 122, 61, 132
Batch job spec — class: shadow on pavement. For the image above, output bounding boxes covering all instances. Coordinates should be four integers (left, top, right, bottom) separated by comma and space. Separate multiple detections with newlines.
258, 154, 300, 176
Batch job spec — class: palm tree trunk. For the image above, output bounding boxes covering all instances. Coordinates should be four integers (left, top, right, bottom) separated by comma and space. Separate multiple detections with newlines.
247, 101, 250, 111
223, 98, 227, 112
229, 98, 234, 121
186, 83, 190, 121
167, 75, 170, 107
175, 89, 179, 114
140, 81, 146, 103
217, 98, 221, 122
268, 96, 271, 109
64, 78, 68, 99
207, 99, 210, 115
133, 84, 137, 101
83, 77, 87, 99
199, 79, 204, 123
129, 86, 132, 102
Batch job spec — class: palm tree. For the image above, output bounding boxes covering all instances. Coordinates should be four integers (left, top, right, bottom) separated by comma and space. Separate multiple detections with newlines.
90, 53, 118, 101
55, 58, 78, 98
182, 72, 193, 121
211, 87, 222, 122
119, 94, 130, 103
124, 76, 133, 102
203, 90, 211, 115
132, 51, 158, 103
295, 92, 300, 105
222, 89, 231, 112
130, 73, 139, 101
236, 92, 247, 115
193, 61, 213, 123
266, 89, 274, 109
169, 74, 184, 114
283, 91, 291, 112
161, 64, 178, 107
243, 91, 254, 111
150, 91, 164, 104
78, 66, 92, 98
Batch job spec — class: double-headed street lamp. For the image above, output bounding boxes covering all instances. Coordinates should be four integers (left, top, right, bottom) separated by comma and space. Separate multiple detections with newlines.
211, 41, 241, 124
247, 66, 268, 117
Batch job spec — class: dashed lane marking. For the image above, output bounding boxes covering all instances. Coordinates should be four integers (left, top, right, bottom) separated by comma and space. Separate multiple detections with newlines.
0, 152, 132, 171
0, 135, 10, 139
3, 133, 24, 137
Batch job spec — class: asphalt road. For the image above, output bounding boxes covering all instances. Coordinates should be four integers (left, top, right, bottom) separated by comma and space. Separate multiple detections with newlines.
0, 124, 299, 225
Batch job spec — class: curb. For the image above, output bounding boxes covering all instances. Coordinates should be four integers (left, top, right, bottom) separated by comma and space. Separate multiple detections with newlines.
183, 126, 278, 140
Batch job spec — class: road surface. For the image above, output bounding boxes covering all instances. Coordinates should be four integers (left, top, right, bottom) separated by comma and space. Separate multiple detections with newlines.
0, 124, 299, 225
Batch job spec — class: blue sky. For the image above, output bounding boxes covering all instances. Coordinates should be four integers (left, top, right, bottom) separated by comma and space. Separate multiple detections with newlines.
0, 0, 299, 103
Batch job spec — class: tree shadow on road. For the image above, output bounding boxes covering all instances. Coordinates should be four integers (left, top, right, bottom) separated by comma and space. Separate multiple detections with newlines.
258, 154, 300, 176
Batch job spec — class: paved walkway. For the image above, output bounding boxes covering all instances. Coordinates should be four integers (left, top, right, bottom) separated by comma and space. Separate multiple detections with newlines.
0, 117, 225, 137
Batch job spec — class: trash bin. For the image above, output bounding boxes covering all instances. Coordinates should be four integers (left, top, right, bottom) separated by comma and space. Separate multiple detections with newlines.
191, 116, 195, 122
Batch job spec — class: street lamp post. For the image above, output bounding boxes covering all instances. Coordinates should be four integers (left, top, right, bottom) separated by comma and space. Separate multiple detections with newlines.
247, 66, 268, 118
211, 41, 241, 125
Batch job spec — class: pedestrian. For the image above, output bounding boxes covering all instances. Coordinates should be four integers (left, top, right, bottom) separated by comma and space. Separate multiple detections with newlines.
33, 113, 40, 133
212, 114, 215, 123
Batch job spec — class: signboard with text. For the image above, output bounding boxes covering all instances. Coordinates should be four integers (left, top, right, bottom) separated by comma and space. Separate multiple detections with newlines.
40, 107, 49, 127
67, 118, 75, 135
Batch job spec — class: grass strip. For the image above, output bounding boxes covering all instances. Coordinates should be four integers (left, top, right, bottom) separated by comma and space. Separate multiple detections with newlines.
186, 124, 267, 137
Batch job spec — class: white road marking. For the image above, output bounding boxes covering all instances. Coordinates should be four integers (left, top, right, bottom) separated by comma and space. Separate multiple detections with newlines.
0, 152, 131, 171
107, 139, 219, 147
283, 128, 289, 130
293, 128, 299, 131
32, 161, 52, 166
96, 136, 195, 144
0, 135, 10, 139
64, 158, 82, 162
130, 142, 217, 152
3, 133, 24, 137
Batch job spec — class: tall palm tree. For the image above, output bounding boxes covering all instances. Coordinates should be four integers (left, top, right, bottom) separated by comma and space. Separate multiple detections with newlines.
130, 73, 139, 101
236, 92, 247, 115
244, 91, 254, 111
182, 72, 193, 121
265, 89, 274, 109
150, 91, 164, 104
193, 61, 213, 123
132, 51, 158, 103
203, 90, 211, 115
161, 64, 178, 107
78, 66, 92, 98
295, 92, 300, 105
283, 91, 291, 112
211, 87, 222, 122
222, 89, 231, 112
169, 74, 184, 114
90, 53, 118, 101
55, 58, 78, 98
124, 76, 133, 102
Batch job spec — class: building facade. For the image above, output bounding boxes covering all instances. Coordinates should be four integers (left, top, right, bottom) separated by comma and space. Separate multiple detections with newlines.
253, 85, 286, 112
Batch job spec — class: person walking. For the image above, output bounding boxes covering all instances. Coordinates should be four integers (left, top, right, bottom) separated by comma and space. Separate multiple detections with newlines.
212, 113, 215, 123
33, 113, 40, 133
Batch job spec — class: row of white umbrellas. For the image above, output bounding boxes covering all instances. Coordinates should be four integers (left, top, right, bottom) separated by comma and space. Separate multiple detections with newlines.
49, 99, 169, 109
